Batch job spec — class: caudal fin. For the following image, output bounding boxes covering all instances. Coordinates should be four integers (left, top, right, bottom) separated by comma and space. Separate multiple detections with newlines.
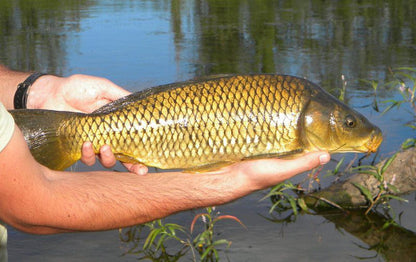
9, 109, 81, 170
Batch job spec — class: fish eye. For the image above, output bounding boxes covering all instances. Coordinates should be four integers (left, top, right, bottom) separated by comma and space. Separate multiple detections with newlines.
345, 115, 356, 128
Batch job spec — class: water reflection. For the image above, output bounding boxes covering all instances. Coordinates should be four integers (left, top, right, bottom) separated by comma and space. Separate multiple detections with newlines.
0, 0, 93, 74
264, 208, 416, 262
324, 210, 416, 261
171, 0, 416, 88
1, 0, 415, 87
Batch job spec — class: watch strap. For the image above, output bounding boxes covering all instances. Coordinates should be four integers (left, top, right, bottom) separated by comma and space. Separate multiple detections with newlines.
14, 72, 46, 109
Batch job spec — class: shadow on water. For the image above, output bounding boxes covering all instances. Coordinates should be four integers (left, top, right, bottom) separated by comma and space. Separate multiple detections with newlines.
321, 210, 416, 262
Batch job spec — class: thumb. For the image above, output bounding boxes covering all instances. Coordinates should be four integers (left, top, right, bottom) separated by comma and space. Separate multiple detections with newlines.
274, 151, 330, 176
100, 80, 131, 101
240, 151, 330, 189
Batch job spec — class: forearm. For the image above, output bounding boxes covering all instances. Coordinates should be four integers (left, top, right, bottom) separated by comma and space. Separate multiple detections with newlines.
0, 127, 249, 234
28, 168, 247, 234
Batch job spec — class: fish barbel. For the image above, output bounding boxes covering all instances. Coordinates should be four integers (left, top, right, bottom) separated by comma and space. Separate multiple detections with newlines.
10, 74, 383, 171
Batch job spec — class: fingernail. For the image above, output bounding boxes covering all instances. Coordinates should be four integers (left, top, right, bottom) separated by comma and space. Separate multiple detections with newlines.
83, 141, 91, 149
319, 154, 330, 165
101, 145, 111, 155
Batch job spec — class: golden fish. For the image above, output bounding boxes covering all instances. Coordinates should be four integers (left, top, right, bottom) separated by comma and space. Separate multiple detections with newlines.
10, 75, 383, 171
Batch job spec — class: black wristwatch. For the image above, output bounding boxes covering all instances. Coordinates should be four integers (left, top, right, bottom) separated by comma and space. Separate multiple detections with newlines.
14, 72, 46, 109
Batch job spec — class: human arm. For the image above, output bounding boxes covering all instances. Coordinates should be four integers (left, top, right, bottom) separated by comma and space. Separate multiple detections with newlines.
0, 123, 329, 234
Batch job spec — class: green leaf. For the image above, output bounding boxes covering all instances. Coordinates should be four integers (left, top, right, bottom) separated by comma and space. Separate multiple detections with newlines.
156, 234, 167, 250
352, 182, 374, 204
381, 154, 397, 175
262, 181, 297, 201
335, 157, 344, 172
395, 67, 416, 73
144, 228, 160, 249
212, 239, 230, 247
297, 198, 309, 212
381, 194, 409, 203
269, 199, 282, 213
381, 219, 397, 230
288, 197, 298, 216
395, 72, 414, 81
200, 246, 214, 260
381, 101, 401, 115
372, 98, 380, 112
360, 79, 379, 91
402, 138, 416, 149
386, 184, 400, 193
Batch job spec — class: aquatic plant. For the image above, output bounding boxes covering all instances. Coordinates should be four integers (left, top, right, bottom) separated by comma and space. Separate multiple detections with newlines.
120, 207, 244, 261
351, 153, 408, 215
190, 207, 244, 261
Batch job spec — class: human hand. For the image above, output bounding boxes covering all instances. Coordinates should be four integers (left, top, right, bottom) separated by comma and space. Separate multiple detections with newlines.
27, 74, 147, 174
27, 74, 130, 113
218, 151, 330, 192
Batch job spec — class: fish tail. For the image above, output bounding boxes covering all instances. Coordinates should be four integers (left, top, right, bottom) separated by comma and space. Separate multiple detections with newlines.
9, 109, 81, 170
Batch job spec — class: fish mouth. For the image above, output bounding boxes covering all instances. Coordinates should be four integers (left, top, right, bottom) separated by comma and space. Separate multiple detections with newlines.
364, 128, 383, 153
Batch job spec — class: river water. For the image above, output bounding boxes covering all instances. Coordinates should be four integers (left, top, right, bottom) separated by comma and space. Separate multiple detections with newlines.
1, 0, 415, 261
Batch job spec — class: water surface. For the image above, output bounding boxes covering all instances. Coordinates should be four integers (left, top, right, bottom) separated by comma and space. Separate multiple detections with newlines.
1, 0, 415, 261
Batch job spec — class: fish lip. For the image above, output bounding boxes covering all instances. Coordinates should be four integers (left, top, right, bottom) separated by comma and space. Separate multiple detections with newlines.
365, 129, 383, 153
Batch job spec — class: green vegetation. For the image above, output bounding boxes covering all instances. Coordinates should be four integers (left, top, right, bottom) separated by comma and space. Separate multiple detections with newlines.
381, 67, 416, 115
351, 153, 408, 215
120, 207, 244, 261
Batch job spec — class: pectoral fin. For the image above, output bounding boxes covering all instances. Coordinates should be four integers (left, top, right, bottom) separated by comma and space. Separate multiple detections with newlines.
114, 153, 144, 164
184, 161, 236, 173
242, 149, 304, 160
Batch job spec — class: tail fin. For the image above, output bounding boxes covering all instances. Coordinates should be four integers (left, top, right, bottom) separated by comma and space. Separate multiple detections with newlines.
9, 109, 81, 171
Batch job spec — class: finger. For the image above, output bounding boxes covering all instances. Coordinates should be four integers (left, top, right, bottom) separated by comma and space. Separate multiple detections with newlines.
87, 99, 115, 111
123, 163, 149, 175
99, 79, 131, 101
80, 142, 96, 166
249, 151, 330, 176
98, 145, 117, 168
240, 151, 330, 188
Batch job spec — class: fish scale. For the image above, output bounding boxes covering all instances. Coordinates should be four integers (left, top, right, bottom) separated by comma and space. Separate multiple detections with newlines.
10, 74, 383, 171
59, 75, 307, 169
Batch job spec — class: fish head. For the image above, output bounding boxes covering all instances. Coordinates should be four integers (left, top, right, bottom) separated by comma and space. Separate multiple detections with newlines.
301, 95, 383, 154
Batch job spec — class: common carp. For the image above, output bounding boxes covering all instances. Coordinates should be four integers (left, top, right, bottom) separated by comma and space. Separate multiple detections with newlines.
10, 74, 383, 171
